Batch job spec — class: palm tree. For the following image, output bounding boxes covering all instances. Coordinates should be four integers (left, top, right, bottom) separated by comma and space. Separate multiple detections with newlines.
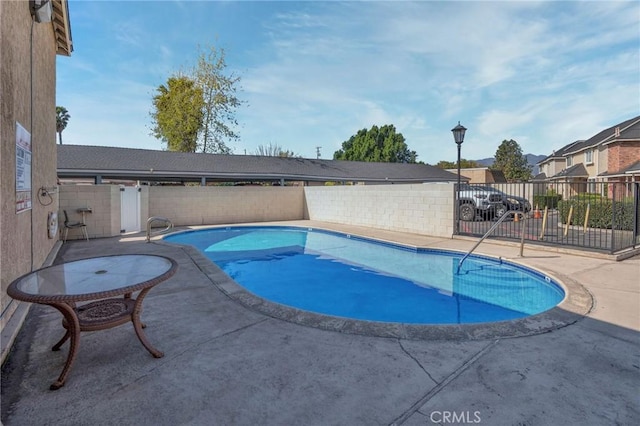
56, 106, 70, 144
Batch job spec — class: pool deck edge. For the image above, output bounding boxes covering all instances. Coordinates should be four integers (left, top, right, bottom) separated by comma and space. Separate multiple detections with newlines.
159, 224, 595, 341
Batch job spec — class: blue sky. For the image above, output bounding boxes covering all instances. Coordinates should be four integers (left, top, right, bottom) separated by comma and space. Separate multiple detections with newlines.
57, 0, 640, 164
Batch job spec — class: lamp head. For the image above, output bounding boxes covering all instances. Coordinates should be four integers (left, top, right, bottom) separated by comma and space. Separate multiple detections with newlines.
451, 121, 467, 145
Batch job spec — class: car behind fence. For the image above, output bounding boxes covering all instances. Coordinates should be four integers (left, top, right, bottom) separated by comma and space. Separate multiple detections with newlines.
455, 181, 640, 254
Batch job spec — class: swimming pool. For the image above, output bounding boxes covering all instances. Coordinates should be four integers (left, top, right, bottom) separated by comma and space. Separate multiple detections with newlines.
164, 226, 565, 325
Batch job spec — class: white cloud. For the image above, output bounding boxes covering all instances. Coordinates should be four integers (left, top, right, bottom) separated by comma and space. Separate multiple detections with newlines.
57, 0, 639, 164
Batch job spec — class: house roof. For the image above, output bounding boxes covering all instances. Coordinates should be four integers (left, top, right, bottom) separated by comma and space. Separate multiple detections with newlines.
531, 172, 547, 181
489, 169, 507, 183
51, 0, 73, 56
598, 160, 640, 177
625, 160, 640, 173
564, 115, 640, 155
550, 163, 589, 180
538, 140, 584, 165
57, 145, 462, 184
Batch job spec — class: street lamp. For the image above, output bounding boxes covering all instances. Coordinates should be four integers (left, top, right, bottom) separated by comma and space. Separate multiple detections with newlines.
451, 122, 467, 232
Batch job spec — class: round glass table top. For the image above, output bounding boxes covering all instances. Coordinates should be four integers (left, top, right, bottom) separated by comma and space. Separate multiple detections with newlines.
10, 255, 175, 299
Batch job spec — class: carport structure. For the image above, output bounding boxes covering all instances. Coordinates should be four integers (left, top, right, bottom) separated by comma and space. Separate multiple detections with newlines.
57, 145, 465, 186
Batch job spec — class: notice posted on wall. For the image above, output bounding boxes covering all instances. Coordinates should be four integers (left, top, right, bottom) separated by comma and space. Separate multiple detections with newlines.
16, 122, 32, 213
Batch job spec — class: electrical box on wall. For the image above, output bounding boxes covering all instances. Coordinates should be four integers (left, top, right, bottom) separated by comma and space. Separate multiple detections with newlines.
47, 212, 58, 239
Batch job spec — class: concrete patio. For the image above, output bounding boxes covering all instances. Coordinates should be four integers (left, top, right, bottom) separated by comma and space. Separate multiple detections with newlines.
2, 221, 638, 425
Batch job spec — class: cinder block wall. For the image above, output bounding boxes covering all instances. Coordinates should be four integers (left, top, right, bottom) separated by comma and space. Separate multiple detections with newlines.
58, 185, 121, 239
304, 183, 455, 237
56, 184, 459, 239
149, 186, 305, 226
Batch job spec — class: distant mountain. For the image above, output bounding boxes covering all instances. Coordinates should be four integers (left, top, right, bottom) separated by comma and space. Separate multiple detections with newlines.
475, 157, 494, 167
475, 154, 546, 175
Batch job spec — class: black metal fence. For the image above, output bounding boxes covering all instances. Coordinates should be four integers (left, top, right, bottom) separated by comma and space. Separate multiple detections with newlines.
454, 181, 640, 254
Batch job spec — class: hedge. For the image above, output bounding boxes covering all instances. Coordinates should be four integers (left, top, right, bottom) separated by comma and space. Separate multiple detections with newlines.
533, 194, 562, 209
557, 194, 636, 230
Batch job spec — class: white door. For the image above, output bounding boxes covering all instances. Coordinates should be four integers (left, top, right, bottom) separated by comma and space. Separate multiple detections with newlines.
120, 186, 141, 233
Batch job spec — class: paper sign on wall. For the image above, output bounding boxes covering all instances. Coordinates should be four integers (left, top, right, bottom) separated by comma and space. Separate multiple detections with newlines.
16, 122, 32, 213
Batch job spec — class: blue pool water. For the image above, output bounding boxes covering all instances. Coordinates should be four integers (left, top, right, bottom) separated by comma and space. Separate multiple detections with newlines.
164, 227, 565, 324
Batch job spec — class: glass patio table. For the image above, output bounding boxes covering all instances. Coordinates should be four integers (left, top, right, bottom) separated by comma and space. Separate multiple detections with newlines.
7, 254, 178, 390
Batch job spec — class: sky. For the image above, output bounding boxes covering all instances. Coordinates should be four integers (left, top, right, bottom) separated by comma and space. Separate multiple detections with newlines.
56, 0, 640, 165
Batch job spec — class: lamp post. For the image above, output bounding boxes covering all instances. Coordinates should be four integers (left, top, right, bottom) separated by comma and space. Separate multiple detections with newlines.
451, 122, 467, 233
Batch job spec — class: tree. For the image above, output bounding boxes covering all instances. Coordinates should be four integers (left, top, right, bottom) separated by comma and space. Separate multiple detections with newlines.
435, 159, 480, 169
150, 76, 205, 152
56, 106, 70, 144
491, 139, 532, 181
333, 124, 417, 163
254, 143, 298, 158
191, 45, 242, 154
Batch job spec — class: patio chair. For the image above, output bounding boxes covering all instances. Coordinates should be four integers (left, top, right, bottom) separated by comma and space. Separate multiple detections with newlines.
62, 210, 89, 242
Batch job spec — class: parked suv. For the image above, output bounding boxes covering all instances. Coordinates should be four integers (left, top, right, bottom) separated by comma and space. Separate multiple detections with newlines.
458, 185, 532, 221
457, 185, 504, 221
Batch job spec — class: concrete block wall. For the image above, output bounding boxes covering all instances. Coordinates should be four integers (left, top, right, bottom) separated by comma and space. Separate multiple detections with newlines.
57, 184, 461, 239
140, 186, 150, 230
304, 183, 455, 238
149, 186, 305, 226
59, 185, 121, 239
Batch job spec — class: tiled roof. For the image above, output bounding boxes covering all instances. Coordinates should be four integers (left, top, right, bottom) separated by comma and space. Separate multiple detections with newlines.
624, 160, 640, 173
57, 145, 461, 183
489, 169, 507, 183
564, 115, 640, 155
538, 140, 584, 164
551, 163, 589, 179
598, 160, 640, 177
531, 172, 547, 181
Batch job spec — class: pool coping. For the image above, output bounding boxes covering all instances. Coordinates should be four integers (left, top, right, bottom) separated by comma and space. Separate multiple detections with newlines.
158, 225, 594, 341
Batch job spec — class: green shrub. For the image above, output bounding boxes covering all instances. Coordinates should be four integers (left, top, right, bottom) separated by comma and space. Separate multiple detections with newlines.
557, 195, 635, 230
533, 194, 562, 209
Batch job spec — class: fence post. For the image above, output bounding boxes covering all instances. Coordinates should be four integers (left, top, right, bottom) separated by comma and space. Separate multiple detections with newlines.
583, 203, 590, 234
634, 183, 639, 249
564, 205, 573, 237
453, 184, 459, 236
610, 183, 616, 253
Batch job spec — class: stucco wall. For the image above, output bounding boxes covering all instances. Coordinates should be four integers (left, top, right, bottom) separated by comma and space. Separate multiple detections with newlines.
459, 168, 492, 183
1, 2, 60, 360
304, 184, 455, 237
149, 186, 305, 226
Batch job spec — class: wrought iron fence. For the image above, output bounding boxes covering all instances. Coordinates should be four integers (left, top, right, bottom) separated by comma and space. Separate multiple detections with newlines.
454, 181, 640, 254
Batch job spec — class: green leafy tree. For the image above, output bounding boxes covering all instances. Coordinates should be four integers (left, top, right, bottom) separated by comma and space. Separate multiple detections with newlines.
56, 106, 70, 145
151, 76, 205, 152
191, 45, 242, 154
435, 159, 480, 169
255, 143, 298, 158
333, 124, 417, 163
491, 139, 532, 181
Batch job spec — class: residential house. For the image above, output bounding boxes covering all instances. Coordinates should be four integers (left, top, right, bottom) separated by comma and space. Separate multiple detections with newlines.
536, 116, 640, 199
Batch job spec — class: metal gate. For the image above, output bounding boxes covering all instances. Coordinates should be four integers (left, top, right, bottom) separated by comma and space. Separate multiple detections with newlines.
454, 181, 640, 254
120, 186, 141, 233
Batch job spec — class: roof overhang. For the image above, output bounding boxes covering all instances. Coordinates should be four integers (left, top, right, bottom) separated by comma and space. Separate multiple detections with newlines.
56, 169, 448, 184
603, 138, 640, 146
51, 0, 72, 56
